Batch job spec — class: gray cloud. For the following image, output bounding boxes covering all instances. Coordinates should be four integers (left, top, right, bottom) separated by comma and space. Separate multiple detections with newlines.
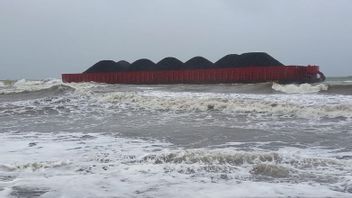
0, 0, 351, 79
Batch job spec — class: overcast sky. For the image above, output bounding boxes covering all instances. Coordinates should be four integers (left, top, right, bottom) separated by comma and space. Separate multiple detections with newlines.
1, 0, 351, 79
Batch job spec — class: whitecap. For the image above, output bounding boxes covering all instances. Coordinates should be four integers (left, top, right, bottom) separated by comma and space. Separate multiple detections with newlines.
272, 83, 328, 94
97, 90, 352, 119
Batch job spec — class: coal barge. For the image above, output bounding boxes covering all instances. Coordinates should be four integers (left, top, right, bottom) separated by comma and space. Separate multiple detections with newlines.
62, 52, 325, 84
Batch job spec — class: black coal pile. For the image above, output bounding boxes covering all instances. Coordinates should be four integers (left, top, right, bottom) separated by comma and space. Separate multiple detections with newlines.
83, 52, 284, 73
215, 52, 284, 68
84, 60, 119, 73
130, 59, 156, 71
116, 60, 130, 71
215, 54, 240, 68
184, 56, 214, 69
156, 57, 184, 70
236, 52, 284, 67
84, 60, 131, 73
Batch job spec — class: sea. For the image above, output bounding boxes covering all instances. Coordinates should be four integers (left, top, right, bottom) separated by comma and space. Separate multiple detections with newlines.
0, 77, 352, 197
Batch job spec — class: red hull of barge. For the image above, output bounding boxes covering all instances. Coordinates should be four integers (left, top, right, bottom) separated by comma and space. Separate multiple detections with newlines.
62, 65, 325, 84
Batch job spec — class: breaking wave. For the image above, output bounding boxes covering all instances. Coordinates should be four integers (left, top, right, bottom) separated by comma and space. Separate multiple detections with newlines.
101, 91, 352, 119
0, 161, 71, 172
0, 79, 102, 96
142, 150, 280, 166
273, 82, 352, 95
0, 79, 62, 94
139, 147, 351, 182
272, 83, 328, 94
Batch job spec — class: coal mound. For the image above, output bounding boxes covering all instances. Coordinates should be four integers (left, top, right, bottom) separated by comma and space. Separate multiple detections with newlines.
84, 60, 132, 73
157, 57, 184, 70
215, 52, 284, 68
84, 60, 118, 73
83, 52, 284, 73
130, 59, 156, 71
116, 60, 130, 71
237, 52, 284, 67
184, 56, 214, 69
215, 54, 240, 68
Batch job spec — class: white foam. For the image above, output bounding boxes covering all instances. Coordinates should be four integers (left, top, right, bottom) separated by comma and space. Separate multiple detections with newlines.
272, 83, 328, 94
98, 90, 352, 119
0, 79, 62, 94
0, 79, 107, 95
0, 132, 350, 197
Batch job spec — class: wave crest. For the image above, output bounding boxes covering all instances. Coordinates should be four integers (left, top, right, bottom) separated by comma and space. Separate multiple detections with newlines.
0, 79, 63, 94
101, 91, 352, 119
142, 150, 280, 166
272, 83, 328, 94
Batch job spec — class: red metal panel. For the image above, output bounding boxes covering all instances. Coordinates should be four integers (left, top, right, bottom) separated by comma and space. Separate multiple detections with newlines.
141, 72, 145, 84
103, 74, 107, 83
106, 73, 110, 83
136, 72, 139, 83
123, 72, 128, 83
99, 74, 103, 83
131, 72, 135, 84
193, 71, 197, 83
200, 70, 204, 82
113, 72, 117, 83
224, 70, 229, 82
142, 72, 146, 84
107, 73, 110, 83
248, 69, 253, 82
100, 74, 104, 82
185, 71, 190, 83
131, 72, 135, 83
120, 72, 125, 83
169, 71, 173, 83
137, 72, 141, 83
145, 72, 149, 83
97, 74, 101, 83
117, 72, 121, 83
109, 73, 113, 83
140, 72, 144, 84
213, 70, 218, 82
148, 71, 152, 83
147, 72, 151, 84
127, 72, 132, 83
143, 72, 147, 83
235, 69, 239, 81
